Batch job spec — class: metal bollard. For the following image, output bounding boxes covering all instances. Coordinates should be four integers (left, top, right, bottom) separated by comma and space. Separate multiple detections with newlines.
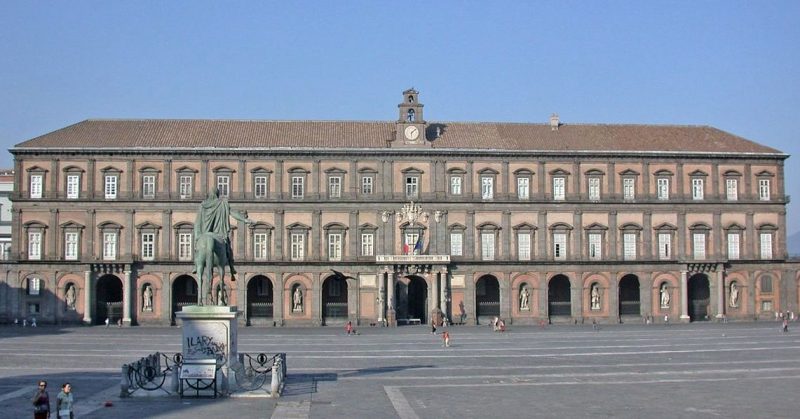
271, 364, 280, 397
120, 365, 130, 397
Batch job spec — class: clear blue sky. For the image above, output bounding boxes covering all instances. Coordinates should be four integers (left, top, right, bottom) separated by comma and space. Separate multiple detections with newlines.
2, 1, 799, 233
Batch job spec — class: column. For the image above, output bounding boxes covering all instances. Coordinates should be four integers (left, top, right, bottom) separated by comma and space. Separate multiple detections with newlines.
122, 270, 132, 325
349, 211, 358, 259
466, 161, 474, 200
275, 210, 284, 260
238, 159, 246, 200
126, 160, 134, 199
273, 272, 284, 326
715, 268, 725, 319
466, 210, 475, 259
643, 211, 653, 259
312, 272, 322, 326
85, 210, 96, 260
677, 211, 687, 259
680, 270, 690, 321
126, 209, 135, 259
377, 268, 386, 323
608, 273, 619, 322
676, 163, 684, 200
430, 271, 438, 311
312, 210, 321, 260
200, 160, 209, 193
502, 210, 511, 260
275, 160, 284, 200
440, 267, 448, 317
48, 209, 58, 259
162, 210, 172, 260
164, 159, 172, 199
87, 159, 96, 200
573, 210, 583, 261
712, 211, 722, 259
387, 269, 396, 326
608, 211, 618, 260
607, 162, 616, 197
641, 272, 653, 318
537, 211, 547, 259
83, 270, 93, 324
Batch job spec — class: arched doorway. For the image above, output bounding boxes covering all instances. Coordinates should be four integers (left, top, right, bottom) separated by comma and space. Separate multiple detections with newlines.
619, 274, 641, 316
688, 273, 710, 321
95, 275, 122, 325
475, 275, 500, 322
322, 275, 348, 324
395, 275, 428, 324
548, 275, 571, 318
171, 275, 197, 324
246, 276, 273, 325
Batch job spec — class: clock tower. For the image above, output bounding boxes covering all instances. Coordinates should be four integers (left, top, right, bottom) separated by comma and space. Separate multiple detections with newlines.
396, 88, 427, 146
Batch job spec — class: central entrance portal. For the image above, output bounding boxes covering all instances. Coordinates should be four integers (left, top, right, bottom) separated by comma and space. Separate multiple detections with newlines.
688, 273, 711, 321
395, 275, 427, 324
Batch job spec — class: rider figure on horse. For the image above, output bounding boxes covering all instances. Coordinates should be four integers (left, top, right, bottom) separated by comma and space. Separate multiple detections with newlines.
193, 187, 252, 281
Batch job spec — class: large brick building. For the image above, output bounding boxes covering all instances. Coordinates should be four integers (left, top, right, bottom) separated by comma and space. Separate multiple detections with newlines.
2, 89, 798, 326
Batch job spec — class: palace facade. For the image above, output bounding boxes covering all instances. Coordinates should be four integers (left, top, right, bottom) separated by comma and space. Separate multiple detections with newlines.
2, 89, 798, 326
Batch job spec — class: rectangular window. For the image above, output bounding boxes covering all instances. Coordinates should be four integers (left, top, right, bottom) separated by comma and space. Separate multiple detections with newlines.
291, 176, 304, 199
290, 233, 304, 261
657, 178, 669, 200
623, 178, 635, 201
405, 233, 420, 255
481, 177, 494, 200
450, 176, 462, 195
178, 233, 193, 261
405, 176, 419, 199
623, 233, 637, 260
727, 233, 740, 260
553, 233, 567, 260
658, 233, 671, 260
216, 175, 230, 198
361, 176, 373, 195
253, 233, 268, 260
588, 233, 602, 261
65, 232, 79, 260
726, 179, 738, 201
254, 176, 268, 198
66, 175, 80, 199
28, 232, 42, 260
762, 300, 773, 312
329, 176, 342, 198
761, 276, 773, 293
142, 175, 156, 198
759, 179, 770, 201
328, 233, 342, 261
28, 278, 41, 296
760, 233, 773, 259
588, 177, 601, 201
141, 233, 155, 261
104, 175, 117, 199
179, 175, 193, 199
692, 178, 704, 200
361, 233, 374, 256
553, 177, 565, 201
450, 233, 463, 256
517, 178, 529, 200
30, 174, 43, 199
693, 233, 706, 260
103, 232, 117, 260
481, 233, 495, 261
517, 232, 531, 260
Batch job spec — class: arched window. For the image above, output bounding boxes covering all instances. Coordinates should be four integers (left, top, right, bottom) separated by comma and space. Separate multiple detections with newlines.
407, 109, 415, 122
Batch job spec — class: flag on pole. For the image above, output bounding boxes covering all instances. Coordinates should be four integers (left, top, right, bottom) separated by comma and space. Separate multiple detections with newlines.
413, 238, 423, 255
403, 241, 410, 255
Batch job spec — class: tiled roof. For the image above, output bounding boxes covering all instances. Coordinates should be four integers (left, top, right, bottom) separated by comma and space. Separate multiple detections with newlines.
13, 119, 783, 155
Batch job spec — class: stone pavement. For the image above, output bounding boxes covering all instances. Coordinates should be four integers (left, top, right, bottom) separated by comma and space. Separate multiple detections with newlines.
1, 321, 799, 418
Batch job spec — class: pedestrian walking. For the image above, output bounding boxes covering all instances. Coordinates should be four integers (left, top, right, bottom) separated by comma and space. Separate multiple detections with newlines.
442, 331, 450, 347
105, 317, 110, 327
345, 321, 353, 336
431, 320, 437, 335
56, 383, 73, 419
782, 318, 789, 333
32, 380, 50, 419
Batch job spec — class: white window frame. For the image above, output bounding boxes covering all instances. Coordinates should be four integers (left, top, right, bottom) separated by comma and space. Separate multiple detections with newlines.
328, 233, 342, 261
481, 232, 495, 261
361, 176, 373, 195
727, 233, 740, 260
30, 174, 43, 199
328, 176, 342, 198
450, 232, 463, 256
104, 175, 117, 199
657, 178, 669, 200
179, 175, 193, 199
142, 174, 156, 198
254, 175, 268, 198
28, 277, 41, 296
291, 176, 304, 199
517, 177, 529, 200
553, 233, 567, 260
253, 233, 268, 260
692, 178, 704, 200
450, 176, 462, 195
517, 232, 531, 261
290, 233, 305, 261
623, 233, 637, 260
216, 175, 230, 198
103, 232, 117, 260
405, 176, 419, 199
65, 232, 79, 260
361, 233, 374, 256
66, 174, 80, 199
481, 177, 494, 200
588, 233, 602, 261
693, 233, 706, 260
726, 178, 738, 201
178, 233, 193, 261
141, 233, 155, 261
623, 178, 635, 201
28, 232, 42, 260
552, 177, 565, 201
588, 177, 601, 201
759, 179, 771, 201
658, 233, 671, 260
760, 233, 773, 259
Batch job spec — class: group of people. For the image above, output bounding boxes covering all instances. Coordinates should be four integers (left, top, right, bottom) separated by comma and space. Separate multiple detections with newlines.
491, 316, 506, 332
32, 380, 73, 419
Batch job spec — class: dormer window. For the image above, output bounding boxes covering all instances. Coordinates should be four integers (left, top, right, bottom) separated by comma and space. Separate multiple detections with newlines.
407, 109, 415, 122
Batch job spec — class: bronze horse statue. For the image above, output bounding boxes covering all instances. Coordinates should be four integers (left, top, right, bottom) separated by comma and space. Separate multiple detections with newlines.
193, 232, 229, 306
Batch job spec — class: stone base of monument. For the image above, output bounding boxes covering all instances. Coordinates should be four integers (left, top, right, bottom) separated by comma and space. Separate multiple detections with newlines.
176, 305, 238, 396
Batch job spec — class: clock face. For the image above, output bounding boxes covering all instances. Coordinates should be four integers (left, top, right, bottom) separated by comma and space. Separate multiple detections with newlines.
404, 125, 420, 141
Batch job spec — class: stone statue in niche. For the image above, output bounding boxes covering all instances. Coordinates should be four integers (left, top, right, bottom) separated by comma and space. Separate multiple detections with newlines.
142, 284, 153, 312
65, 284, 76, 311
660, 283, 670, 308
590, 284, 601, 310
293, 286, 303, 312
729, 282, 739, 308
519, 286, 530, 311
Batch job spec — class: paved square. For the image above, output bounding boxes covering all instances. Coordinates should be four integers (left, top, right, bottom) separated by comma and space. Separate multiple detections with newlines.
1, 322, 798, 418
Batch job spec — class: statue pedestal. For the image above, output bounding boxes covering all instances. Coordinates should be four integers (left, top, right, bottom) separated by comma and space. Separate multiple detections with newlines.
176, 306, 239, 394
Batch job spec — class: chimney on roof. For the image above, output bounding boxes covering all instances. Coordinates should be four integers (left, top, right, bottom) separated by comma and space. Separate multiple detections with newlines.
549, 113, 560, 131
